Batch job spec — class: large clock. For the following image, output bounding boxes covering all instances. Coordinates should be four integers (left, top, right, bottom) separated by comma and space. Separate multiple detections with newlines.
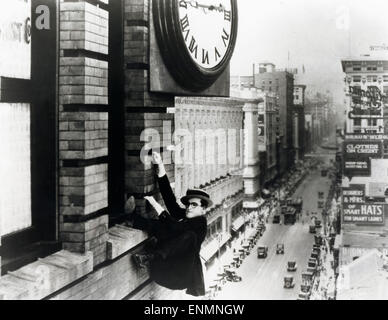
152, 0, 238, 91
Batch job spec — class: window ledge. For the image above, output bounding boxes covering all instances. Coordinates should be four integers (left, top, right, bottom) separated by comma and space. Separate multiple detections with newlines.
107, 225, 148, 260
0, 250, 93, 300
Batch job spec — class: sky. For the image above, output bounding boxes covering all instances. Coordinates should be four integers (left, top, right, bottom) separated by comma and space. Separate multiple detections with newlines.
230, 0, 388, 105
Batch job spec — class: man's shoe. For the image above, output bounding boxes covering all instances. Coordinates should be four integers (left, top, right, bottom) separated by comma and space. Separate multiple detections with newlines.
132, 253, 154, 269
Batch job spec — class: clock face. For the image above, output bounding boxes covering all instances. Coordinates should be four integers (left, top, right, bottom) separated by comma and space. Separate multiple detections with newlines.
152, 0, 238, 91
177, 0, 233, 69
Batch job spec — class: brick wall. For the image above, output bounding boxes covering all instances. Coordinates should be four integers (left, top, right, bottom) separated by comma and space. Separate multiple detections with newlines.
0, 0, 203, 300
58, 0, 109, 268
123, 0, 174, 218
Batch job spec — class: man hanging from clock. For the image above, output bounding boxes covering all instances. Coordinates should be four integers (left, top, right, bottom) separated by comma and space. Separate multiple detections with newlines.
128, 152, 211, 297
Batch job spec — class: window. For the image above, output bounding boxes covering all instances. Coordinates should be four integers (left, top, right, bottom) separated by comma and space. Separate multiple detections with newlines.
353, 66, 361, 71
353, 76, 361, 82
367, 66, 377, 71
216, 218, 222, 232
367, 76, 377, 83
368, 119, 377, 126
1, 1, 59, 275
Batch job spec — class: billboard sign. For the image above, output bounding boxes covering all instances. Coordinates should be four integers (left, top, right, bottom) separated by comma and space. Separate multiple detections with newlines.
343, 140, 382, 159
343, 158, 371, 179
343, 203, 385, 224
342, 185, 385, 225
342, 140, 382, 179
348, 86, 384, 118
345, 134, 388, 140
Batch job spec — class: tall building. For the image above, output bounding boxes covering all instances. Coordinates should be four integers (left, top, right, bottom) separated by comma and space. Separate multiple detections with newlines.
341, 55, 387, 134
174, 96, 245, 270
335, 55, 388, 278
257, 92, 279, 185
293, 84, 306, 161
254, 62, 295, 173
0, 0, 256, 300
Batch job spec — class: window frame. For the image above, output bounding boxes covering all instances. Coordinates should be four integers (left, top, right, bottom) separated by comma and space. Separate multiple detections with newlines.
0, 0, 60, 275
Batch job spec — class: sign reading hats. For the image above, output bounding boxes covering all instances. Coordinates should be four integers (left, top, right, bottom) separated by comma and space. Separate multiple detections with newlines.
342, 184, 385, 225
180, 189, 213, 208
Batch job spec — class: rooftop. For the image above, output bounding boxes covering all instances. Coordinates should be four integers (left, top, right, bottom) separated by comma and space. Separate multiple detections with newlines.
339, 229, 388, 248
337, 249, 388, 300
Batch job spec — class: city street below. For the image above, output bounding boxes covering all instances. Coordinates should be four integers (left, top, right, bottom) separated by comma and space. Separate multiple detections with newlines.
213, 161, 335, 300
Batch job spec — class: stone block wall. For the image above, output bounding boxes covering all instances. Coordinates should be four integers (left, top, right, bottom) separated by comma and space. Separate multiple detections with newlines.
123, 0, 174, 218
58, 0, 109, 268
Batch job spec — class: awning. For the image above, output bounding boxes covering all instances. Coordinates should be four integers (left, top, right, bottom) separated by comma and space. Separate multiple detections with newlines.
200, 233, 231, 262
231, 216, 245, 232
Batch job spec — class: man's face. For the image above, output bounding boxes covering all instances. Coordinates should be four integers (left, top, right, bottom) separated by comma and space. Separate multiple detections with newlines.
185, 197, 205, 219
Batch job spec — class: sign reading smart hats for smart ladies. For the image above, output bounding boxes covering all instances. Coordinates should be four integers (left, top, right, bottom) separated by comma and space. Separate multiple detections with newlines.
342, 185, 385, 225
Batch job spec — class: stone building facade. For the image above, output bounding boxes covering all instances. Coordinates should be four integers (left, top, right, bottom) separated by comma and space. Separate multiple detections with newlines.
173, 97, 245, 266
257, 93, 279, 185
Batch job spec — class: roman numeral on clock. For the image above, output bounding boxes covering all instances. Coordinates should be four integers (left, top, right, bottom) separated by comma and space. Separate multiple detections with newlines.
180, 14, 189, 33
224, 10, 231, 21
215, 47, 221, 62
222, 28, 230, 47
179, 0, 188, 9
202, 49, 209, 65
189, 36, 198, 59
180, 14, 190, 41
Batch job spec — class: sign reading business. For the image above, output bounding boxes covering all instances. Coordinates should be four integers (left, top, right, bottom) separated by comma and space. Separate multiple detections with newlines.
345, 134, 388, 140
342, 185, 385, 225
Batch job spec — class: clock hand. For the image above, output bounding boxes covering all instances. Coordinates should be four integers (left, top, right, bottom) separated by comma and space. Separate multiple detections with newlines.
187, 1, 226, 13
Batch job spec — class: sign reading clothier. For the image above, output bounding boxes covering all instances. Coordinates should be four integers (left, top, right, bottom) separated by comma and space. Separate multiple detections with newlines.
343, 140, 383, 178
342, 185, 385, 225
344, 141, 382, 158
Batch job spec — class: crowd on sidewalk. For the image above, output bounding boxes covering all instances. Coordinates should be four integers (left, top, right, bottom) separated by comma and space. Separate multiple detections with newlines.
309, 166, 340, 300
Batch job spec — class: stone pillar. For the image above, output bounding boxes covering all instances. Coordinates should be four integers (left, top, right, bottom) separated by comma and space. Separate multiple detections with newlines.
58, 0, 110, 267
242, 100, 261, 210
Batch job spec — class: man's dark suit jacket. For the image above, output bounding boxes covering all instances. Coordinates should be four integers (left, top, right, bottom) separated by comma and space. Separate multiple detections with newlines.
133, 174, 207, 296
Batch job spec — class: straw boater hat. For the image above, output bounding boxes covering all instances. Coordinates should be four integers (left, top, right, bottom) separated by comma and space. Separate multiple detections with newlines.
180, 189, 213, 208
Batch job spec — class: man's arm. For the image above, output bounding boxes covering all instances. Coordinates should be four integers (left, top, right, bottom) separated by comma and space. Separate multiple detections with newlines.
152, 152, 185, 220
